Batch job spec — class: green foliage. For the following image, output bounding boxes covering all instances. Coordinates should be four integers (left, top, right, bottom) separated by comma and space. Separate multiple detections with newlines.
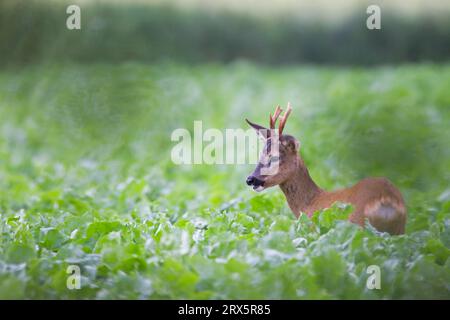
1, 0, 450, 66
311, 203, 353, 234
0, 63, 449, 299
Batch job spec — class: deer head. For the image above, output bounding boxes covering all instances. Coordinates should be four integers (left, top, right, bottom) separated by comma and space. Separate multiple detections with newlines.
245, 103, 300, 192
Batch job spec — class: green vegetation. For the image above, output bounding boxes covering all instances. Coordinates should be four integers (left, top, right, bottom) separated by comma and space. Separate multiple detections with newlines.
0, 63, 449, 299
2, 0, 450, 66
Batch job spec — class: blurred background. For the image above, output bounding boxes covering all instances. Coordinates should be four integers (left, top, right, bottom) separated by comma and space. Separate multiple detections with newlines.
0, 0, 449, 205
1, 0, 450, 66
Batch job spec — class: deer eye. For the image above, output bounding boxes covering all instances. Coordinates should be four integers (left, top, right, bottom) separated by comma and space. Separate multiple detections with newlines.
269, 156, 280, 164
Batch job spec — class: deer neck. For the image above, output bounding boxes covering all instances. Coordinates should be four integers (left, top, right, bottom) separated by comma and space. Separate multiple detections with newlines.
279, 156, 322, 217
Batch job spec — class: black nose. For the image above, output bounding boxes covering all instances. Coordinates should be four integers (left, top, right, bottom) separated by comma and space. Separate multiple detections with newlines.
246, 176, 264, 187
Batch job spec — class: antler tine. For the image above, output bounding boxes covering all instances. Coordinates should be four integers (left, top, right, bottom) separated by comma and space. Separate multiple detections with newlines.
269, 105, 283, 129
278, 102, 292, 135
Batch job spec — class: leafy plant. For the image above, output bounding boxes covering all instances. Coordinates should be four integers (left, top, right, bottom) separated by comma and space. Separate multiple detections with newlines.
0, 63, 449, 299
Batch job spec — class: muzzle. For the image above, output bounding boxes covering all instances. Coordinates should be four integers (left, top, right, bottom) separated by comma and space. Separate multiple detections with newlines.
246, 176, 265, 191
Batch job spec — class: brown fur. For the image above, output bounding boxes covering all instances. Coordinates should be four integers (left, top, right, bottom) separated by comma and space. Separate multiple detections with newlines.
248, 135, 407, 235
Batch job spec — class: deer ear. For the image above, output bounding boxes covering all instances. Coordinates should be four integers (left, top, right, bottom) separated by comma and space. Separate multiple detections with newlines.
281, 139, 300, 153
246, 119, 269, 140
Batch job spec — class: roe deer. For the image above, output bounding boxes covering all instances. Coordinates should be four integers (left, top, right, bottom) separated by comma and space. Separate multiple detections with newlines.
245, 103, 407, 235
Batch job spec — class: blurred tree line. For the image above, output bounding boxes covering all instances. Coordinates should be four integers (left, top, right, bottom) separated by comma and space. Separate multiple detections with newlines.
1, 0, 449, 66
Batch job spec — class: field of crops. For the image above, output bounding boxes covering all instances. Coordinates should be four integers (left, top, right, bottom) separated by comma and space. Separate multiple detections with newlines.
0, 62, 449, 299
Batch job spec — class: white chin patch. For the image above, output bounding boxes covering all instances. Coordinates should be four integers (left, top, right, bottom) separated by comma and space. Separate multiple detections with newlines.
254, 186, 265, 192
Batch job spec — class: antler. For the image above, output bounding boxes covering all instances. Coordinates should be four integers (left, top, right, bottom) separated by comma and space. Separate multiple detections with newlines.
246, 103, 292, 140
278, 102, 292, 135
269, 105, 283, 130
